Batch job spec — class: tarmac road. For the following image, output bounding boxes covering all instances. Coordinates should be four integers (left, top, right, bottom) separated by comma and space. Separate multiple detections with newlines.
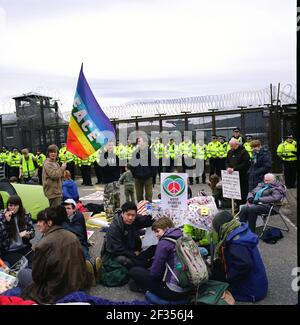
77, 176, 298, 305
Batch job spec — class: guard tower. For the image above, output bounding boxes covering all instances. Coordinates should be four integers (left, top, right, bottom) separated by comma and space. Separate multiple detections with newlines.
13, 92, 68, 152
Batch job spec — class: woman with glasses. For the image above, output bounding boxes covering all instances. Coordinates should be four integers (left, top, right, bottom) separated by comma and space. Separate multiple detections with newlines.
0, 195, 35, 268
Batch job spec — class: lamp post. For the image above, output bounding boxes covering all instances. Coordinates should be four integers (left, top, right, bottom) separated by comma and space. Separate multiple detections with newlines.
208, 108, 219, 135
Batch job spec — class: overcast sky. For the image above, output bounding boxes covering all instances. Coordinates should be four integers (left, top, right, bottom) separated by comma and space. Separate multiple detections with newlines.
0, 0, 296, 113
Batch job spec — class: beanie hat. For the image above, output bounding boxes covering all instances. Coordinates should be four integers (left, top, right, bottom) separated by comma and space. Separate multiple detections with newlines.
212, 211, 233, 233
47, 144, 59, 156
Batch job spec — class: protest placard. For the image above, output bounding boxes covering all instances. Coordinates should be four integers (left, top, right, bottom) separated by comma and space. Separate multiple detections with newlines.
161, 173, 188, 210
221, 170, 241, 200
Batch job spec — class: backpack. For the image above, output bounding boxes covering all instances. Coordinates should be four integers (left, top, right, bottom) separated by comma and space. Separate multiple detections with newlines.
98, 258, 129, 287
163, 234, 209, 289
261, 227, 283, 244
190, 280, 235, 305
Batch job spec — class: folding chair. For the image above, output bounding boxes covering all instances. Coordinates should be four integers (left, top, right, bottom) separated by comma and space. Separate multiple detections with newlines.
258, 200, 290, 238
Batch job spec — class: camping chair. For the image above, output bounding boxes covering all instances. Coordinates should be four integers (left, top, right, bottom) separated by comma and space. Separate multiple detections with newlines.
258, 194, 290, 238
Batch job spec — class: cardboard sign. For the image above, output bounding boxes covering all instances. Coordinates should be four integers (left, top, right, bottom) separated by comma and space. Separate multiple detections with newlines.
221, 170, 241, 200
161, 173, 188, 211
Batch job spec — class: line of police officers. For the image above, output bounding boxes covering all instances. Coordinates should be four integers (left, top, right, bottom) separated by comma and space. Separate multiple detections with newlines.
0, 128, 297, 188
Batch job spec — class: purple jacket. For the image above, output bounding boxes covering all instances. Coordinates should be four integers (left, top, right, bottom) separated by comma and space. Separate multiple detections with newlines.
150, 227, 186, 292
247, 180, 286, 206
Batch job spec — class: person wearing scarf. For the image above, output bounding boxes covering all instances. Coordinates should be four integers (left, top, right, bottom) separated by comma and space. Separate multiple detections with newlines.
211, 211, 268, 302
239, 173, 286, 232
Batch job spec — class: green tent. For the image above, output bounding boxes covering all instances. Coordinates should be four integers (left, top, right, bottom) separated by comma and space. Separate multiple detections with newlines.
0, 181, 49, 220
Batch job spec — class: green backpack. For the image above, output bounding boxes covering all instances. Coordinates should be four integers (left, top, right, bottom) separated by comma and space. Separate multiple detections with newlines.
98, 258, 129, 287
190, 280, 234, 305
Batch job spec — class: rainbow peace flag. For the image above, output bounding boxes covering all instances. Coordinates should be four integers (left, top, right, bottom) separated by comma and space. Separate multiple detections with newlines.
66, 65, 115, 159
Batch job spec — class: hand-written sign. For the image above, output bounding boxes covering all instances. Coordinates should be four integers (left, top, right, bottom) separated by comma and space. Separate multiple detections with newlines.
221, 170, 241, 200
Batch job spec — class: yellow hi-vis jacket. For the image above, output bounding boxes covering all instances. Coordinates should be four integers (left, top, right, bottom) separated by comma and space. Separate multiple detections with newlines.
21, 153, 36, 178
277, 140, 297, 161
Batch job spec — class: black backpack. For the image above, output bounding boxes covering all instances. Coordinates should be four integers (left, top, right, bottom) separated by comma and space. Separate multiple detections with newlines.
261, 227, 283, 244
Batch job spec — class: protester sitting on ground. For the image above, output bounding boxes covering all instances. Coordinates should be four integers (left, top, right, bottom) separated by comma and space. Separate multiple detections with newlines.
62, 170, 79, 202
128, 217, 190, 301
61, 199, 90, 260
101, 202, 155, 269
239, 173, 286, 233
247, 140, 272, 191
211, 210, 268, 302
19, 207, 89, 304
208, 174, 231, 209
119, 164, 135, 203
0, 195, 35, 268
61, 201, 101, 286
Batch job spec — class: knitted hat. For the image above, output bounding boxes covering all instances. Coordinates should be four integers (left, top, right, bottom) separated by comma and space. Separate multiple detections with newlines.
212, 211, 233, 233
47, 144, 59, 156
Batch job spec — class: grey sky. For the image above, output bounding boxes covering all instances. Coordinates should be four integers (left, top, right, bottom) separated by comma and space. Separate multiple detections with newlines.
0, 0, 296, 113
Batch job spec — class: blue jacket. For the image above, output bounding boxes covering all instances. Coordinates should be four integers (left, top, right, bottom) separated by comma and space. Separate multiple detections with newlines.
63, 179, 79, 202
223, 223, 268, 302
248, 148, 272, 191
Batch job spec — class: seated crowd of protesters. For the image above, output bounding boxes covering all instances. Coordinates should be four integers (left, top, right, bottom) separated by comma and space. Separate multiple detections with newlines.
0, 171, 285, 304
0, 131, 294, 305
0, 196, 101, 303
18, 207, 89, 304
102, 201, 269, 303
